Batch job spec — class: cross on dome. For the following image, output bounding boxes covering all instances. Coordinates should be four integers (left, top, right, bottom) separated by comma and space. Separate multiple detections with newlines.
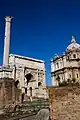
71, 36, 76, 43
66, 36, 80, 51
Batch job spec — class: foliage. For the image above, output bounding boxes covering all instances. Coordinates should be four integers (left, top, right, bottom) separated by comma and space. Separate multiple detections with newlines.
58, 78, 80, 87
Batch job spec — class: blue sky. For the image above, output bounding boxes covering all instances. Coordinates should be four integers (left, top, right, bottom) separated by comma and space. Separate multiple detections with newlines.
0, 0, 80, 85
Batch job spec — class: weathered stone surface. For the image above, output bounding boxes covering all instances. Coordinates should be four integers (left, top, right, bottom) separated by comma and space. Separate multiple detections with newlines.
48, 86, 80, 120
0, 98, 49, 120
9, 53, 47, 99
0, 77, 22, 109
36, 109, 49, 120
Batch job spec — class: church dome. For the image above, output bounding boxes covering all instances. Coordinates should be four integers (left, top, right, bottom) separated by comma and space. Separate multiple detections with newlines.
66, 36, 80, 51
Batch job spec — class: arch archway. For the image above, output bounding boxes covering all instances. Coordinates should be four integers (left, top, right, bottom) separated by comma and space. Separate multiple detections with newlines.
25, 73, 33, 85
25, 73, 34, 97
30, 87, 32, 96
38, 82, 42, 87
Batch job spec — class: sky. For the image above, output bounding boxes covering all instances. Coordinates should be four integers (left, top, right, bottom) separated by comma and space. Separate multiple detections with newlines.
0, 0, 80, 85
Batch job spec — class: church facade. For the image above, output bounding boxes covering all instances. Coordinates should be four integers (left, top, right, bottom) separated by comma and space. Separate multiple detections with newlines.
51, 36, 80, 86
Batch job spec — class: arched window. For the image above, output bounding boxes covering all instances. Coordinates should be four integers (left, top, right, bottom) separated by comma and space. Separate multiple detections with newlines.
66, 56, 69, 60
57, 63, 59, 68
30, 87, 32, 96
73, 54, 76, 58
77, 74, 78, 78
60, 62, 62, 67
38, 82, 42, 87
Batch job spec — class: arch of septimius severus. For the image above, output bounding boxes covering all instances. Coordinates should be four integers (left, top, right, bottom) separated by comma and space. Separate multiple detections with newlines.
0, 16, 48, 107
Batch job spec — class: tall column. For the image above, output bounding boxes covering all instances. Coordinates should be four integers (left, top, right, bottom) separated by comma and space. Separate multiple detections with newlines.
3, 16, 13, 67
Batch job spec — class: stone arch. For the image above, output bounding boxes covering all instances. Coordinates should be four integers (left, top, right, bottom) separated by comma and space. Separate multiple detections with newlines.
25, 73, 34, 85
30, 87, 32, 96
38, 82, 42, 87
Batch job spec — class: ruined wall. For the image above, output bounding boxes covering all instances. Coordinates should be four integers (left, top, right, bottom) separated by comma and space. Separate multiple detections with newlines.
15, 87, 21, 102
48, 86, 80, 120
0, 81, 13, 108
0, 78, 22, 108
0, 83, 4, 107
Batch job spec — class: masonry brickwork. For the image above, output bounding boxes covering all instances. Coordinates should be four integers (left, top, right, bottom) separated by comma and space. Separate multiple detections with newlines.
0, 78, 21, 108
48, 86, 80, 120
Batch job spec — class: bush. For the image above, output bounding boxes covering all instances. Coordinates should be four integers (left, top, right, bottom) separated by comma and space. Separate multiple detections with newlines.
59, 81, 68, 87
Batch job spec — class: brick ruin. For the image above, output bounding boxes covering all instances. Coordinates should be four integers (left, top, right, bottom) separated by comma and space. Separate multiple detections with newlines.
48, 86, 80, 120
0, 78, 21, 109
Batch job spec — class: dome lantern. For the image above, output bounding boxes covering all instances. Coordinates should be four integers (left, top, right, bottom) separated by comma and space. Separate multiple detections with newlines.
71, 36, 76, 43
66, 36, 80, 51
